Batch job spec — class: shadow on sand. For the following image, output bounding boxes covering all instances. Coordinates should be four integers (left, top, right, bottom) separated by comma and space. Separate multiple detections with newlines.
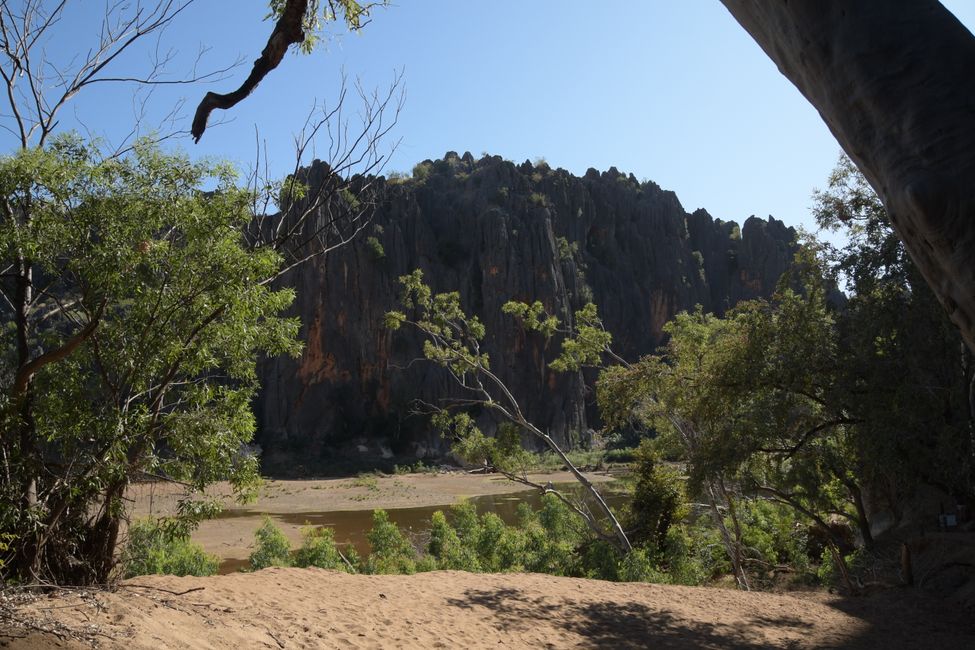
445, 585, 974, 649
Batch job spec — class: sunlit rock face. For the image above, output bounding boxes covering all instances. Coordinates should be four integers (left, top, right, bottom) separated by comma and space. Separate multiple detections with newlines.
255, 153, 795, 473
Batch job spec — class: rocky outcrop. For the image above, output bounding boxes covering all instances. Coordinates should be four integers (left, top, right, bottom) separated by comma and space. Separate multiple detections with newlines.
255, 153, 796, 473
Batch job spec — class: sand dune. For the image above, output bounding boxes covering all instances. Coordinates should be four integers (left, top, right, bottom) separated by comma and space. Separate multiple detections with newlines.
4, 567, 972, 649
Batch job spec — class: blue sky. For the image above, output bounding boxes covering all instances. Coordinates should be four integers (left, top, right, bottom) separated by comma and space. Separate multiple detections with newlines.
8, 1, 975, 234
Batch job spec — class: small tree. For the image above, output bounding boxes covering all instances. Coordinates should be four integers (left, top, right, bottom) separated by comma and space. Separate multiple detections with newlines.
0, 139, 301, 584
0, 0, 400, 585
385, 271, 631, 553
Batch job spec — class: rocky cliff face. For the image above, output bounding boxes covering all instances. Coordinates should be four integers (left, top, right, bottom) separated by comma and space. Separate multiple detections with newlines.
255, 153, 796, 473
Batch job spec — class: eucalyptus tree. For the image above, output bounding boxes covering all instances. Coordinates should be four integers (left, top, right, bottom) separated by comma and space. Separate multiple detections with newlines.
385, 271, 632, 554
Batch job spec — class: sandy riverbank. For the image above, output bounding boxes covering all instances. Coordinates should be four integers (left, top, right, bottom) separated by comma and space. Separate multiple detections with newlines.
5, 567, 972, 649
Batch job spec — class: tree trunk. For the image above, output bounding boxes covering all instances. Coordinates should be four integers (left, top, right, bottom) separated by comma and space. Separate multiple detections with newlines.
721, 0, 975, 352
707, 479, 750, 590
847, 481, 875, 549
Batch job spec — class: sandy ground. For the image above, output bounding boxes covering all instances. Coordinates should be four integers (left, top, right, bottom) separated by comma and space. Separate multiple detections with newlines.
127, 471, 615, 569
4, 567, 973, 649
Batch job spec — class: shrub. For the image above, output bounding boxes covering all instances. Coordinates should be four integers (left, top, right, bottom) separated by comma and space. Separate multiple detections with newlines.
123, 518, 218, 578
365, 509, 416, 574
618, 547, 665, 583
412, 161, 432, 182
366, 235, 385, 260
603, 447, 638, 464
624, 441, 686, 553
293, 526, 349, 571
249, 517, 292, 570
735, 498, 810, 575
659, 527, 709, 586
428, 510, 480, 571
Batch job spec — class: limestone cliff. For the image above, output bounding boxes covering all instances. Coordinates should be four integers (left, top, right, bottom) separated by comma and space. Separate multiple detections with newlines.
255, 153, 795, 472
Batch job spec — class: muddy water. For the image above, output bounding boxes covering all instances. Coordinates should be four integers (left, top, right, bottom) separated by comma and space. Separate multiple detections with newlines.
217, 486, 626, 574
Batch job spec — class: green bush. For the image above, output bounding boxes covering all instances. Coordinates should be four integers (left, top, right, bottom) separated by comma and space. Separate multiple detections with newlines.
366, 235, 385, 260
624, 441, 686, 553
249, 517, 292, 570
365, 510, 416, 574
618, 547, 665, 583
293, 526, 349, 571
428, 510, 481, 571
123, 518, 219, 578
659, 527, 709, 585
603, 447, 638, 463
412, 161, 432, 182
734, 498, 809, 574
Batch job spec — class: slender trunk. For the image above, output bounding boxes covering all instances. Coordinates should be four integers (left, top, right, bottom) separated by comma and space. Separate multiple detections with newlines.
847, 482, 874, 549
707, 479, 749, 590
523, 419, 632, 553
827, 541, 857, 594
14, 256, 36, 510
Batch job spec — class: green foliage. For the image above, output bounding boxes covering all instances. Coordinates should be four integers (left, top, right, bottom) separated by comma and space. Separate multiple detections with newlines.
592, 156, 973, 590
386, 270, 631, 553
265, 0, 388, 54
0, 533, 11, 571
365, 235, 385, 260
502, 300, 560, 338
293, 526, 350, 571
618, 547, 665, 583
123, 518, 218, 578
249, 517, 292, 570
691, 250, 706, 281
364, 509, 416, 574
624, 442, 686, 553
733, 499, 810, 578
550, 303, 613, 371
412, 161, 432, 183
0, 137, 301, 584
441, 416, 534, 475
529, 192, 548, 207
603, 447, 638, 464
276, 174, 308, 210
392, 460, 438, 475
428, 509, 481, 571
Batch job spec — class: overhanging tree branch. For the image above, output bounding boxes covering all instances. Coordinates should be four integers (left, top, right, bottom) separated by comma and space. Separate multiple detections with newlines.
191, 0, 308, 142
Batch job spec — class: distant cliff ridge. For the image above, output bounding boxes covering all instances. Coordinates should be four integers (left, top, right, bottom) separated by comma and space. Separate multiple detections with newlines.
255, 152, 796, 473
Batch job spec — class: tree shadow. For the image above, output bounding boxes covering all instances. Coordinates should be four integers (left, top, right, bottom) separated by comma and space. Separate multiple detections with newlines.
818, 588, 975, 650
446, 587, 809, 649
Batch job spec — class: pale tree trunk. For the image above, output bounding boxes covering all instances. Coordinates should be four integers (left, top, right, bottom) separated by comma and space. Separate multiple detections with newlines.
721, 0, 975, 352
707, 479, 750, 590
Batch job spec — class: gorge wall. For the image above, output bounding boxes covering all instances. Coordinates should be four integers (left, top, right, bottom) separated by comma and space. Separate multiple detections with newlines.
255, 153, 796, 473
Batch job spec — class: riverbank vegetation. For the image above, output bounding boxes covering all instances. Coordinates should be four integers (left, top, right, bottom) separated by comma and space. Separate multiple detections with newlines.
374, 155, 974, 593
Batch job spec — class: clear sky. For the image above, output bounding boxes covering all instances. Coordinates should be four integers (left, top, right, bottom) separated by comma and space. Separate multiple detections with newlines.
7, 1, 975, 234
